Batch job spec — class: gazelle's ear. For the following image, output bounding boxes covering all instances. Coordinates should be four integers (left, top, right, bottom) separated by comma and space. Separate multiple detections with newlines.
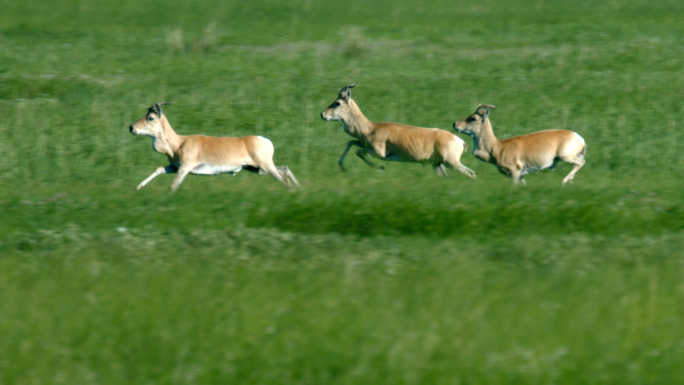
153, 104, 162, 117
477, 104, 496, 120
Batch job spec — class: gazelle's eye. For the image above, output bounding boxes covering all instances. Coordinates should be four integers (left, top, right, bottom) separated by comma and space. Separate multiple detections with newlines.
334, 102, 341, 107
149, 116, 155, 121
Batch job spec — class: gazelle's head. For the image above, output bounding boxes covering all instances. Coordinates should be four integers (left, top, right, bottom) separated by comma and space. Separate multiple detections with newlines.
320, 84, 357, 122
129, 102, 174, 137
453, 104, 496, 137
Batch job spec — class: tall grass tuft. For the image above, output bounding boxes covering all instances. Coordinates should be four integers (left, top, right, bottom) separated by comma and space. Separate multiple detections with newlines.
166, 23, 219, 55
194, 22, 218, 54
342, 26, 367, 58
166, 26, 184, 54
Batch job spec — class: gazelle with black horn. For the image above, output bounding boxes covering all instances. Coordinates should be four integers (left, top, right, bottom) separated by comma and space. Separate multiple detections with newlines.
453, 105, 586, 186
320, 84, 476, 178
129, 102, 299, 192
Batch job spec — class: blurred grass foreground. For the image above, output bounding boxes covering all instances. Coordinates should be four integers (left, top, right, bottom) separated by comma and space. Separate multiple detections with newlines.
1, 0, 684, 383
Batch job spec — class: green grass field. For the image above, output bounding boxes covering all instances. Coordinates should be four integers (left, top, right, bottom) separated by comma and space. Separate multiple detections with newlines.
2, 0, 684, 383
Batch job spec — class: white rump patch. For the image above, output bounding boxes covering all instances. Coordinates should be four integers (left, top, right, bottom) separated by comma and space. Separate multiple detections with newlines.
258, 135, 273, 145
573, 132, 586, 145
191, 163, 243, 176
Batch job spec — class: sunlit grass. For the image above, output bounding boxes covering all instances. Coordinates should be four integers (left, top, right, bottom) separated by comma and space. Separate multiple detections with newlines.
1, 0, 684, 383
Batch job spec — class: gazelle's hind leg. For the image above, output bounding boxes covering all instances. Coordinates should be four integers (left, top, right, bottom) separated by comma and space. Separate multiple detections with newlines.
276, 166, 300, 187
560, 145, 586, 186
252, 136, 294, 187
561, 158, 585, 185
441, 140, 476, 179
256, 165, 299, 187
259, 162, 292, 186
444, 160, 476, 179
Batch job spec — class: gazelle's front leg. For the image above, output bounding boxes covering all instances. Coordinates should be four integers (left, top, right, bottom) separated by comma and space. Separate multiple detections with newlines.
434, 163, 447, 176
356, 150, 384, 170
510, 169, 526, 186
137, 164, 178, 190
170, 164, 195, 192
338, 140, 364, 172
357, 142, 387, 170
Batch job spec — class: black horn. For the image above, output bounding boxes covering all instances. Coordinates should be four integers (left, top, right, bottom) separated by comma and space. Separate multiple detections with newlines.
150, 101, 174, 117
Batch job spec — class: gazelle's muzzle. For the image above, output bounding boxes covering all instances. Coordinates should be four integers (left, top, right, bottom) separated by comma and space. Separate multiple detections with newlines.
452, 121, 472, 136
129, 124, 144, 135
321, 109, 334, 121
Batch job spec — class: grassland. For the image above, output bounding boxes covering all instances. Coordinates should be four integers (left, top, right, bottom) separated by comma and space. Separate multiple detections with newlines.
1, 0, 684, 383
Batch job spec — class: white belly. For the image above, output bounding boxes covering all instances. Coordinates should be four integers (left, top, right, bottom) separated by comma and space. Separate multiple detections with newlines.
521, 160, 555, 175
191, 163, 243, 176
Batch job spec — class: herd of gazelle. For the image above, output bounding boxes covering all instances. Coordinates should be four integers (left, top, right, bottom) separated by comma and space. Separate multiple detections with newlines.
129, 84, 586, 191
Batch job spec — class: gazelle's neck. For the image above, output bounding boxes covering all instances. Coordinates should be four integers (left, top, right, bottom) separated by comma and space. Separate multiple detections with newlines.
465, 119, 500, 163
475, 119, 500, 155
342, 99, 374, 138
152, 115, 184, 158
